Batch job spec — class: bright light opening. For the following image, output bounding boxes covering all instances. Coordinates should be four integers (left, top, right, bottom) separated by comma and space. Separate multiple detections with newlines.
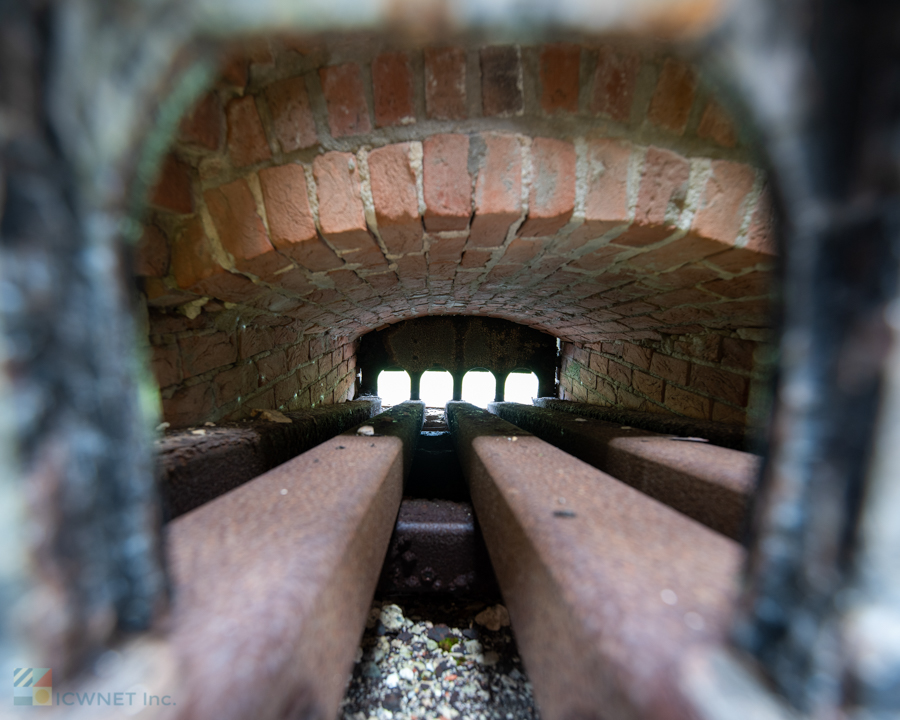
505, 371, 539, 405
377, 370, 410, 406
462, 370, 495, 409
420, 370, 453, 408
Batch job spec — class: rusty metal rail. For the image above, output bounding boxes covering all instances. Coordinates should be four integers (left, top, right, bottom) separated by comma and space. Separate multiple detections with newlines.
489, 401, 759, 540
158, 399, 382, 518
533, 397, 750, 450
159, 401, 423, 720
447, 401, 744, 720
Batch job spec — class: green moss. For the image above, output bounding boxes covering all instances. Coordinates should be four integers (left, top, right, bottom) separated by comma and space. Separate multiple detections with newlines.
438, 637, 459, 652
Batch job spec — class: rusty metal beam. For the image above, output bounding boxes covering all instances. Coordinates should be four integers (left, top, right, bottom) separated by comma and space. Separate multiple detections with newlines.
163, 401, 424, 720
533, 397, 750, 450
446, 401, 743, 720
158, 399, 382, 519
489, 401, 759, 540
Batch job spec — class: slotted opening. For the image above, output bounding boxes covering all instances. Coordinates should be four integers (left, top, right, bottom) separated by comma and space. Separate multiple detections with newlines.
462, 369, 495, 408
505, 371, 539, 405
377, 369, 411, 407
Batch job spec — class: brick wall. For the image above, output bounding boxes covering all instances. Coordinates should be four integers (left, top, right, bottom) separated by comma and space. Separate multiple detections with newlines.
136, 36, 775, 427
560, 331, 769, 426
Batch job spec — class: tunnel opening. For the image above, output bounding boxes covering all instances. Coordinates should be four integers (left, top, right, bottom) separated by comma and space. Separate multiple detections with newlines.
462, 369, 496, 408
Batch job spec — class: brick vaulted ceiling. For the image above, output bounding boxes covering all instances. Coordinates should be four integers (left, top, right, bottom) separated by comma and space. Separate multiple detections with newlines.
137, 35, 774, 427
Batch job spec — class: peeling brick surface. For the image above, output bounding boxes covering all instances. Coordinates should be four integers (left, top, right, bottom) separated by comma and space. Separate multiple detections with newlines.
320, 63, 372, 138
265, 76, 317, 152
226, 96, 272, 167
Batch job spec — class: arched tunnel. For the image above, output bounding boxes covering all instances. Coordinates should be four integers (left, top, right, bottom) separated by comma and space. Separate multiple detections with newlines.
1, 1, 898, 719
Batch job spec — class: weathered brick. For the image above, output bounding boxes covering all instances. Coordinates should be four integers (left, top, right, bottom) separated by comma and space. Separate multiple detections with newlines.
745, 187, 776, 255
239, 326, 275, 359
151, 344, 182, 388
244, 389, 275, 412
226, 96, 272, 168
180, 332, 238, 377
471, 134, 522, 246
481, 46, 523, 117
179, 92, 222, 150
264, 76, 317, 153
171, 218, 223, 290
649, 353, 689, 385
320, 63, 371, 138
607, 359, 632, 386
591, 46, 640, 122
461, 249, 493, 268
621, 343, 652, 370
372, 52, 415, 127
313, 152, 373, 252
220, 53, 248, 89
540, 43, 580, 113
275, 374, 302, 408
697, 99, 737, 148
204, 179, 288, 280
702, 271, 769, 299
163, 382, 216, 428
429, 237, 466, 263
672, 334, 722, 363
712, 402, 746, 426
424, 47, 467, 120
693, 160, 756, 246
721, 337, 758, 372
633, 369, 663, 401
689, 365, 748, 406
519, 138, 576, 237
569, 139, 632, 244
215, 363, 255, 404
647, 58, 697, 135
299, 360, 319, 387
664, 384, 710, 419
423, 134, 471, 232
149, 154, 194, 214
617, 387, 645, 410
368, 143, 423, 254
135, 225, 169, 277
627, 233, 725, 273
257, 349, 287, 386
193, 270, 264, 305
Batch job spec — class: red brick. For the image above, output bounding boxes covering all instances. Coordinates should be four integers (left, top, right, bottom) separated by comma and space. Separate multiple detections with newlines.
693, 160, 756, 246
540, 43, 580, 113
633, 369, 663, 401
275, 374, 302, 408
264, 76, 317, 153
519, 138, 576, 237
226, 96, 272, 168
672, 334, 722, 363
647, 58, 697, 135
220, 53, 248, 89
471, 134, 522, 246
149, 154, 193, 214
612, 146, 690, 248
286, 342, 310, 370
705, 246, 773, 274
689, 365, 748, 406
461, 249, 493, 268
135, 225, 169, 277
697, 99, 737, 148
179, 92, 222, 150
481, 46, 523, 117
368, 143, 423, 255
569, 245, 624, 272
501, 238, 544, 265
702, 271, 769, 299
591, 46, 640, 122
299, 360, 319, 387
423, 134, 471, 232
621, 343, 652, 370
319, 63, 371, 138
205, 179, 288, 280
239, 326, 276, 359
607, 359, 631, 385
244, 389, 275, 412
257, 349, 287, 386
579, 366, 596, 389
650, 288, 716, 308
745, 187, 776, 256
151, 344, 182, 388
627, 233, 725, 273
565, 139, 632, 247
313, 152, 373, 252
179, 332, 238, 378
712, 402, 746, 425
589, 352, 609, 375
372, 52, 415, 127
215, 363, 255, 404
162, 382, 216, 428
664, 384, 710, 419
193, 270, 264, 305
171, 218, 223, 290
424, 47, 467, 120
429, 237, 466, 263
721, 337, 758, 372
651, 305, 717, 326
649, 353, 689, 385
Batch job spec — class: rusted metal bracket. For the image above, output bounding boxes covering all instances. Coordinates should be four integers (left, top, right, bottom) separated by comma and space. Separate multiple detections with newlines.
489, 401, 759, 540
447, 401, 743, 720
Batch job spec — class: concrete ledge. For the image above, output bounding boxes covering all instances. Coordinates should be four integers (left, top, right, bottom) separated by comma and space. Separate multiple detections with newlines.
162, 402, 423, 720
533, 397, 750, 450
447, 401, 743, 720
157, 399, 381, 518
489, 401, 759, 540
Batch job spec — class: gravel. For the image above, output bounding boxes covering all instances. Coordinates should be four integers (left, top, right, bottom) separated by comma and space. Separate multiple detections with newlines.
339, 599, 541, 720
